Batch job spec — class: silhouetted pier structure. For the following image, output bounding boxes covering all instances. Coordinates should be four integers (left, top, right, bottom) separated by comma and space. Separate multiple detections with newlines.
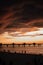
0, 43, 43, 54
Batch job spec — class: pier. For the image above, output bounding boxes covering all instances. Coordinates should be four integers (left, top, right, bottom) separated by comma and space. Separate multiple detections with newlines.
0, 43, 43, 54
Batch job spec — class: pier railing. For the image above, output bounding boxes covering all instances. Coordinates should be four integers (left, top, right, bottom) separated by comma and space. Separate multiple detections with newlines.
0, 43, 43, 54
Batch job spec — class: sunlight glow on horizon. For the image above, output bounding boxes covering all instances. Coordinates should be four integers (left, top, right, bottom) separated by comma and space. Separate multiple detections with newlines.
0, 28, 43, 44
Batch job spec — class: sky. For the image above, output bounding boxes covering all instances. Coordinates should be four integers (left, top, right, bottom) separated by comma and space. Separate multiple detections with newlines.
0, 0, 43, 44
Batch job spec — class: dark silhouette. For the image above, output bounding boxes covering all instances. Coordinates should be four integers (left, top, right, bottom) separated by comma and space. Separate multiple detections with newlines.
33, 43, 36, 47
24, 51, 26, 54
6, 44, 8, 47
12, 43, 15, 48
0, 52, 43, 65
14, 51, 16, 54
8, 50, 10, 53
18, 44, 20, 47
0, 43, 2, 48
23, 43, 26, 47
38, 44, 41, 47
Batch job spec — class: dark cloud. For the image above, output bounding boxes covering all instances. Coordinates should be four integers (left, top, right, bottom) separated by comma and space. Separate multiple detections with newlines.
0, 0, 43, 33
33, 22, 43, 27
28, 19, 43, 28
0, 23, 3, 27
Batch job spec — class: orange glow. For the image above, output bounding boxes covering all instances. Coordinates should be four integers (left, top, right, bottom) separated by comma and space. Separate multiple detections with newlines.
0, 28, 43, 44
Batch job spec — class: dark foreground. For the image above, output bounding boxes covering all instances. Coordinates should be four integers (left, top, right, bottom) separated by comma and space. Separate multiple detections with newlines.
0, 52, 43, 65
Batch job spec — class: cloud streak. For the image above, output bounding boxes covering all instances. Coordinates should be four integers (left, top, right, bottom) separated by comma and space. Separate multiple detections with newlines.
0, 0, 43, 43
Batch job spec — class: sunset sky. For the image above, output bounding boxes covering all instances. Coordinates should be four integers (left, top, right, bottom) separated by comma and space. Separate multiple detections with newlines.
0, 0, 43, 44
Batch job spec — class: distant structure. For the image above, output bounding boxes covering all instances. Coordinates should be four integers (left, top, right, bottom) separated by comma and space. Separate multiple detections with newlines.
0, 43, 43, 54
0, 43, 2, 48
